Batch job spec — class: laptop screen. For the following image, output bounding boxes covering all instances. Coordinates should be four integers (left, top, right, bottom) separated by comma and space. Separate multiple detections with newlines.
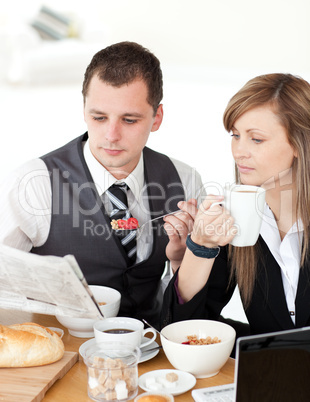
235, 327, 310, 402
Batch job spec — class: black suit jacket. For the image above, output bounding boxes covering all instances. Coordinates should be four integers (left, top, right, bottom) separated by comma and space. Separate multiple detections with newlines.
160, 236, 310, 336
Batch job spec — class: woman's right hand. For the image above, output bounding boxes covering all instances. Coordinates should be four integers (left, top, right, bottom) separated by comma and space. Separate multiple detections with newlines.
191, 195, 237, 248
175, 195, 238, 303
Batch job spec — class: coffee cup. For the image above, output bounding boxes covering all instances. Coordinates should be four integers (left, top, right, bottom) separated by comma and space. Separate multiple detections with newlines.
213, 184, 265, 247
93, 317, 157, 349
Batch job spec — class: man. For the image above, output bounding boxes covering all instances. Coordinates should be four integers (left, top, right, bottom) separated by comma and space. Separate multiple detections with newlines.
0, 42, 203, 327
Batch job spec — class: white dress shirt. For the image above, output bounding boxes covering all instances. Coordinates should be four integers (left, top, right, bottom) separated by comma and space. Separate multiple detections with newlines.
0, 140, 204, 264
260, 203, 303, 324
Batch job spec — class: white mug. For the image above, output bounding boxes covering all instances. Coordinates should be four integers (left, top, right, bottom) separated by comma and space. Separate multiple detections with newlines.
93, 317, 157, 349
213, 184, 266, 247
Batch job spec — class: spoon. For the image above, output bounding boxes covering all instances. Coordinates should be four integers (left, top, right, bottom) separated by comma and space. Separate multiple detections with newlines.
137, 210, 183, 233
141, 345, 162, 353
142, 319, 169, 340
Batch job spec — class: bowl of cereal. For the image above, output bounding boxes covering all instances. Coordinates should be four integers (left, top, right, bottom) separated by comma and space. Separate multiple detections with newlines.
160, 319, 236, 378
56, 285, 121, 337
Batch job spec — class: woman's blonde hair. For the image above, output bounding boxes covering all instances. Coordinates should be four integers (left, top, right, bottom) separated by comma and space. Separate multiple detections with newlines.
223, 73, 310, 307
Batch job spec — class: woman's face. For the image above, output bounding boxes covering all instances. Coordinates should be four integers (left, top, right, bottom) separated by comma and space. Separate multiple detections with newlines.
231, 104, 297, 188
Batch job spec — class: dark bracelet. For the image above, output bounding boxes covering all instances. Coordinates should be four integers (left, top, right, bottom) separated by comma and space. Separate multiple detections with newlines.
186, 234, 220, 259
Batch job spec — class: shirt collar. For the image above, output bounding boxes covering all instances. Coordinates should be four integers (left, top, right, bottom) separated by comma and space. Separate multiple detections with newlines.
261, 203, 304, 236
83, 140, 144, 200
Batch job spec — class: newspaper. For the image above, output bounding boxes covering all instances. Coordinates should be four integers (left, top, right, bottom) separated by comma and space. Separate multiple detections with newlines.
0, 244, 103, 319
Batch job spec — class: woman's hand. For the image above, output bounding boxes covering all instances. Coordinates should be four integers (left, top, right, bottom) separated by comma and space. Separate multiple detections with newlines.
164, 198, 197, 272
176, 195, 237, 302
191, 195, 237, 248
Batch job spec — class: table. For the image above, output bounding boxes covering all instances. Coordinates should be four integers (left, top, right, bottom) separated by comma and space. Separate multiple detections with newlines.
1, 309, 235, 401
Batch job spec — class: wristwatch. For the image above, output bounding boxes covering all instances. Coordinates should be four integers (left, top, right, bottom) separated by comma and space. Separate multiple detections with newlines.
186, 234, 220, 259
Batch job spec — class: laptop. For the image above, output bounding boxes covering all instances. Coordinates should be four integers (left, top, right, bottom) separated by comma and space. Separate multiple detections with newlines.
192, 326, 310, 402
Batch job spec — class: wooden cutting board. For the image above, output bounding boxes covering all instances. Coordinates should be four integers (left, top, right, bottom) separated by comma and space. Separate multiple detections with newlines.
0, 351, 78, 402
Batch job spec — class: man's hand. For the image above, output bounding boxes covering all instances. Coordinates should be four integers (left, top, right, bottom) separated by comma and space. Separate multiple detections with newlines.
164, 198, 198, 272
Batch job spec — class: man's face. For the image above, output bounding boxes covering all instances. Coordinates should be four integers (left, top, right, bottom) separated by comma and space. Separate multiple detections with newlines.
84, 75, 163, 179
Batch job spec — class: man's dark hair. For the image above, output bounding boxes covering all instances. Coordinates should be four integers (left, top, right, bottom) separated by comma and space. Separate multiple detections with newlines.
82, 41, 163, 115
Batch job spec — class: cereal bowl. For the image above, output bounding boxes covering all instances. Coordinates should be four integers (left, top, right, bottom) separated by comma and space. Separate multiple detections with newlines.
56, 285, 121, 337
160, 319, 236, 378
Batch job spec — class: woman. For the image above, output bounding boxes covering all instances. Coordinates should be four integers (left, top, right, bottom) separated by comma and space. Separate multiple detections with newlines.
161, 73, 310, 338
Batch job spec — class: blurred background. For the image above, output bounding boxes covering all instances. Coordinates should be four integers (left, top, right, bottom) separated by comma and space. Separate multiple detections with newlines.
1, 0, 310, 322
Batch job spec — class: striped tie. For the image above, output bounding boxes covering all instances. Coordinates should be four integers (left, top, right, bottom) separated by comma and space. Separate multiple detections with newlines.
106, 183, 137, 264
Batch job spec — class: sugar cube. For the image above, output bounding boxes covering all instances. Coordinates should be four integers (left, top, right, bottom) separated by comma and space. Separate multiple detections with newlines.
115, 380, 128, 400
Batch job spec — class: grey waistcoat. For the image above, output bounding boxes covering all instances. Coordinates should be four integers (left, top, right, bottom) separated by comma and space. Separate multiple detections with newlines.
32, 133, 185, 325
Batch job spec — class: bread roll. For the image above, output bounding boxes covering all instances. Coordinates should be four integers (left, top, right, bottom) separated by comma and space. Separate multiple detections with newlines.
0, 322, 65, 367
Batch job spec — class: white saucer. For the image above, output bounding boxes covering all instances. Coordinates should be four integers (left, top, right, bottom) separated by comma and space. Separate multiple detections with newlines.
79, 336, 160, 364
138, 369, 196, 396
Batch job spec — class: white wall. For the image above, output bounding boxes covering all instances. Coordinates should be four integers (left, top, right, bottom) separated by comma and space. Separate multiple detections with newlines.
1, 0, 310, 182
3, 0, 310, 71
